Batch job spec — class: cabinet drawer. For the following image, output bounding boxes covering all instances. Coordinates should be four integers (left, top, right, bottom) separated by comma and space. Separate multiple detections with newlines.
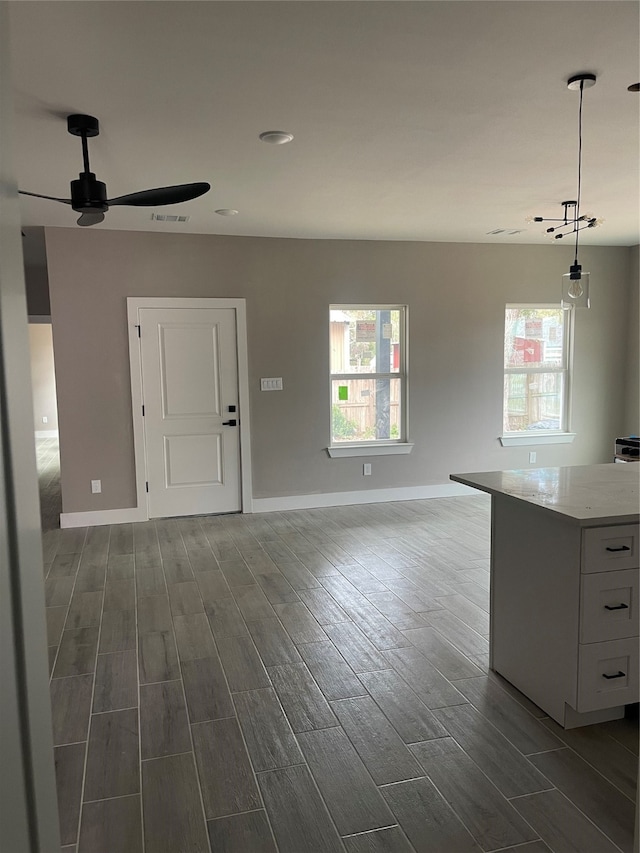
581, 525, 639, 574
576, 638, 639, 712
580, 569, 639, 643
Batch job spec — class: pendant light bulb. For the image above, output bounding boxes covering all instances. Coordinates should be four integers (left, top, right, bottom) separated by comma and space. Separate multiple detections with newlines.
561, 262, 590, 309
567, 279, 584, 300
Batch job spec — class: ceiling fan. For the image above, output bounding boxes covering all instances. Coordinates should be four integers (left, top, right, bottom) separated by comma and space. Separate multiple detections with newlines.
19, 114, 210, 226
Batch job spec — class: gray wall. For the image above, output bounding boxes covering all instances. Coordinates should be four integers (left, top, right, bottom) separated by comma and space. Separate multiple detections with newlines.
28, 324, 58, 432
44, 226, 634, 514
623, 245, 639, 437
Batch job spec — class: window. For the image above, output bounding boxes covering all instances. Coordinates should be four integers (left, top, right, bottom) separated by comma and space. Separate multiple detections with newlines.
502, 305, 573, 441
329, 306, 410, 455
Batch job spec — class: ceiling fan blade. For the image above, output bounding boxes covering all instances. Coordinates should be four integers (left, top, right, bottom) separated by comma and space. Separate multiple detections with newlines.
19, 190, 72, 204
107, 182, 210, 207
77, 211, 105, 227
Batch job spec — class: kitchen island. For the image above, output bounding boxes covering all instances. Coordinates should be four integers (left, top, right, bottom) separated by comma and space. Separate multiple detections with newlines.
450, 464, 639, 729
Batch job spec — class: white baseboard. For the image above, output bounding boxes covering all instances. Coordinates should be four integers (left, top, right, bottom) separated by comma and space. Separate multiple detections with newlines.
35, 429, 59, 439
251, 482, 479, 513
60, 506, 147, 529
59, 483, 479, 526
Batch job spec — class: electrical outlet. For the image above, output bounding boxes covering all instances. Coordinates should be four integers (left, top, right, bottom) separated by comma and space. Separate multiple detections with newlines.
91, 479, 102, 494
529, 452, 537, 464
363, 463, 372, 476
42, 416, 48, 424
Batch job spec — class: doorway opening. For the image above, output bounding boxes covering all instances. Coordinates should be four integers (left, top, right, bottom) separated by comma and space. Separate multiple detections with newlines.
28, 319, 61, 530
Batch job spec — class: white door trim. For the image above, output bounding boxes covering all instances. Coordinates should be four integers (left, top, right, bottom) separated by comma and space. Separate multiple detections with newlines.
127, 296, 253, 518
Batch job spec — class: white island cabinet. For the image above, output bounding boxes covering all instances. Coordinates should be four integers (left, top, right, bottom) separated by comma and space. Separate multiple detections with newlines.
451, 464, 639, 729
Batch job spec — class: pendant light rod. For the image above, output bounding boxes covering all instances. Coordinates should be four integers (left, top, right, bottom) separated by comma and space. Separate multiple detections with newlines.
567, 73, 596, 265
574, 80, 583, 264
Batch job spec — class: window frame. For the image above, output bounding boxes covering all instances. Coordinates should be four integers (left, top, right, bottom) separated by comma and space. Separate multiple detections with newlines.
500, 303, 576, 447
327, 304, 413, 457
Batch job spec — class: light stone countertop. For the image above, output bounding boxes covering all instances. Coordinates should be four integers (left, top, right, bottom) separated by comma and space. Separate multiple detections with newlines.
450, 463, 640, 526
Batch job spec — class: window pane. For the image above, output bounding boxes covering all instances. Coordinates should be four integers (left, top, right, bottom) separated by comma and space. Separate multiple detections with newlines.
504, 308, 564, 369
330, 309, 401, 374
332, 378, 401, 442
503, 372, 564, 433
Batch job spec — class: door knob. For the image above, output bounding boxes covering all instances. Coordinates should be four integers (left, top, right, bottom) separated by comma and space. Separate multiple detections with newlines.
222, 419, 237, 426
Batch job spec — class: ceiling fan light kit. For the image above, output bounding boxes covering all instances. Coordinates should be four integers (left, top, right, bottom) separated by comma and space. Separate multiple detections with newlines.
19, 113, 211, 227
526, 73, 600, 309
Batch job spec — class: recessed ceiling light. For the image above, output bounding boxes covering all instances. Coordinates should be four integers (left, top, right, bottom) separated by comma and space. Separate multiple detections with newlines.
215, 208, 239, 216
259, 130, 294, 145
628, 83, 640, 92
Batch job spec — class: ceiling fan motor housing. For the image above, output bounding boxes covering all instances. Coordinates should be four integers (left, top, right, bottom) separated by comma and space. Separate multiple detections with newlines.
70, 172, 108, 213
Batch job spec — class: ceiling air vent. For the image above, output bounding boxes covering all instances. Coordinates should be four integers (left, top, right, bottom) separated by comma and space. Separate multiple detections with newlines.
151, 213, 191, 223
486, 228, 525, 236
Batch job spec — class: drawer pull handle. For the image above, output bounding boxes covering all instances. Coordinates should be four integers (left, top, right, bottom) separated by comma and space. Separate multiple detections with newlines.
605, 545, 630, 552
602, 671, 626, 680
604, 603, 629, 611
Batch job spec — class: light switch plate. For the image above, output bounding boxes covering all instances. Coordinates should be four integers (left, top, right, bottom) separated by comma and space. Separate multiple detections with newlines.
261, 377, 283, 391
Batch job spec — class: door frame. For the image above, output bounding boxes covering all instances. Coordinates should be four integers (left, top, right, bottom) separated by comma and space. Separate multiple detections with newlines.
127, 296, 253, 518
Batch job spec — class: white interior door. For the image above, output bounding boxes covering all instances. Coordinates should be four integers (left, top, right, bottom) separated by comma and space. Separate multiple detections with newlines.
139, 307, 241, 518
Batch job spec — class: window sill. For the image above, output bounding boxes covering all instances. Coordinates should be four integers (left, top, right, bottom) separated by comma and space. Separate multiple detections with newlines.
327, 443, 414, 458
500, 433, 576, 447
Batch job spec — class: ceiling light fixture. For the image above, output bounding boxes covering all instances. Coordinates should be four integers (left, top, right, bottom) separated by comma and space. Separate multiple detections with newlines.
215, 208, 239, 216
259, 130, 294, 145
628, 83, 640, 92
526, 73, 599, 309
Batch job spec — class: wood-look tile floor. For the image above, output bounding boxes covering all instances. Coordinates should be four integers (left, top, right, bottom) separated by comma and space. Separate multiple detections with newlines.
37, 435, 63, 532
37, 440, 638, 853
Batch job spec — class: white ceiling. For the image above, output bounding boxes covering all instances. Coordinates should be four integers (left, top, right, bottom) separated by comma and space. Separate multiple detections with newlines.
8, 1, 640, 246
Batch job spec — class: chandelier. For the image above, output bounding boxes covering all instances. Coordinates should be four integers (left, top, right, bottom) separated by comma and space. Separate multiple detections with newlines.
527, 73, 600, 308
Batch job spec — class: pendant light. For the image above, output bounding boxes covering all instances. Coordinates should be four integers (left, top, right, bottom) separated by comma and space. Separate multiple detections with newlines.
562, 73, 596, 308
527, 73, 599, 309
